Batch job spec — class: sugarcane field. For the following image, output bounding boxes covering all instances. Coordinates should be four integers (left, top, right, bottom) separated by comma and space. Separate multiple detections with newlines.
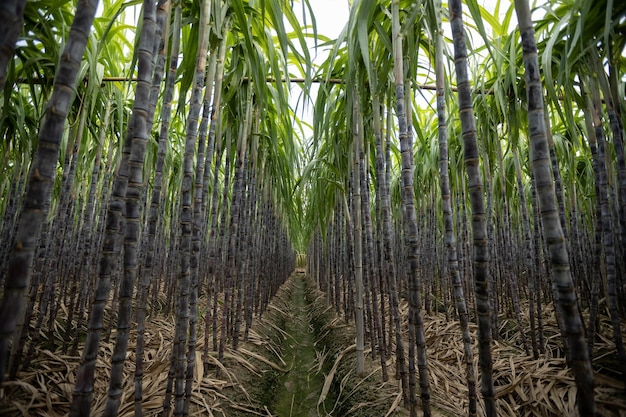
0, 0, 626, 416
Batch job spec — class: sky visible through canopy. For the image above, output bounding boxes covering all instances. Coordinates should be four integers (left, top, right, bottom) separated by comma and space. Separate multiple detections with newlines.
103, 0, 527, 143
290, 0, 522, 142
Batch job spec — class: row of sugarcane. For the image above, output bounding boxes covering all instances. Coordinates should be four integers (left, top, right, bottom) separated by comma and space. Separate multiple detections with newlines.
304, 0, 625, 416
0, 0, 306, 416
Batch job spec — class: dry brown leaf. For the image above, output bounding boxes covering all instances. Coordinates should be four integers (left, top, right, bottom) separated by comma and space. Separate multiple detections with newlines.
383, 391, 403, 417
194, 351, 203, 383
318, 343, 356, 406
225, 349, 261, 375
238, 347, 289, 372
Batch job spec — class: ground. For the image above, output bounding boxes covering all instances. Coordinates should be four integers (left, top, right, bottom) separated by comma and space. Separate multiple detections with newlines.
1, 272, 625, 416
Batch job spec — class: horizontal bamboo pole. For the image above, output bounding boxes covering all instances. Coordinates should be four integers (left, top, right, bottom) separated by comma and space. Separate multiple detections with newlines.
19, 76, 523, 98
15, 75, 470, 93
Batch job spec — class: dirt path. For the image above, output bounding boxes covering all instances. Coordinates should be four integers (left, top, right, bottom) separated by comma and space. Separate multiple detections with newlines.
217, 272, 407, 416
273, 273, 330, 416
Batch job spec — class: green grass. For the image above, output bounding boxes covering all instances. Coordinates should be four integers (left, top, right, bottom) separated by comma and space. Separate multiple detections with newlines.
272, 274, 333, 416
